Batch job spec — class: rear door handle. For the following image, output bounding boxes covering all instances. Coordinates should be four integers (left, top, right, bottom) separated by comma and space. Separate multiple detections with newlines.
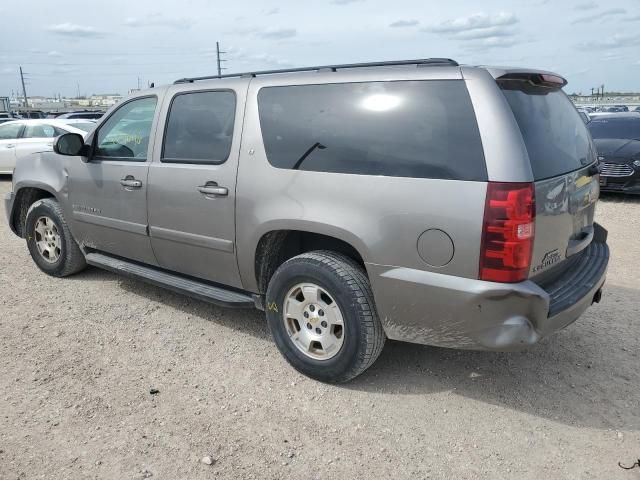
6, 144, 15, 149
566, 225, 594, 257
197, 183, 228, 197
120, 177, 142, 189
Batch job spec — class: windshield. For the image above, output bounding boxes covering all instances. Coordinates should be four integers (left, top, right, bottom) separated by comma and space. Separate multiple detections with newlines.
500, 84, 594, 180
588, 117, 640, 140
68, 122, 95, 133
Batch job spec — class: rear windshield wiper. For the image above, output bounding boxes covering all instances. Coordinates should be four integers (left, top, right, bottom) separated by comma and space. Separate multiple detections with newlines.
292, 142, 326, 170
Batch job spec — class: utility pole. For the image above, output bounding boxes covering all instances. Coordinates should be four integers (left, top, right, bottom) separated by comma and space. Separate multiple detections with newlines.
216, 41, 227, 77
19, 66, 29, 108
590, 87, 594, 97
601, 84, 605, 99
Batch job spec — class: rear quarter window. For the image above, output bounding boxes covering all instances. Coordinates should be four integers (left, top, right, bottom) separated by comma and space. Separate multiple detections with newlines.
500, 85, 594, 180
257, 80, 487, 181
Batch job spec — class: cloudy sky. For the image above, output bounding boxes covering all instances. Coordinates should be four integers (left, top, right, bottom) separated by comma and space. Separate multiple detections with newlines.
1, 0, 639, 98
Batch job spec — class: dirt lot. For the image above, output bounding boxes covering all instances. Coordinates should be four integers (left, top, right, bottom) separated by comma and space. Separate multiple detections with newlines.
0, 177, 638, 480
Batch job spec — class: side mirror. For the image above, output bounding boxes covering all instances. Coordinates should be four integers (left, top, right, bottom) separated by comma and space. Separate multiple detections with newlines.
54, 133, 87, 158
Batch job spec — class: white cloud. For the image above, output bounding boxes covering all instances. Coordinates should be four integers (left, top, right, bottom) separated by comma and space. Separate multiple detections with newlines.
463, 36, 522, 50
258, 27, 297, 40
47, 23, 104, 38
426, 12, 517, 34
240, 53, 291, 67
124, 13, 192, 30
424, 12, 519, 49
331, 0, 363, 5
571, 8, 626, 24
455, 25, 516, 40
577, 33, 640, 49
389, 19, 419, 28
574, 1, 597, 10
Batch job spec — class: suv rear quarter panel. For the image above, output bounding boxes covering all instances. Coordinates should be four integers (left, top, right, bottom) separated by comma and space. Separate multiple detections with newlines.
235, 68, 488, 296
461, 66, 534, 182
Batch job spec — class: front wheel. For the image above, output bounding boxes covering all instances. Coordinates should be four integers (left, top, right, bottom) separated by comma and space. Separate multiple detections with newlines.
266, 251, 385, 383
25, 198, 86, 277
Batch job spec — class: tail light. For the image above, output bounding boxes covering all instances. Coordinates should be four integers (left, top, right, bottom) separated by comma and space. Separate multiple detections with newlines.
479, 182, 535, 283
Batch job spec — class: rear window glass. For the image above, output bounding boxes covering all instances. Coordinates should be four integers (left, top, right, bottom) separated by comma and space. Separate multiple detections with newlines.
257, 80, 487, 181
500, 85, 594, 180
588, 117, 640, 140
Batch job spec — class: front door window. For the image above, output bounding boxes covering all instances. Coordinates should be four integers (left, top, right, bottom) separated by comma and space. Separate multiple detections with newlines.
95, 97, 157, 161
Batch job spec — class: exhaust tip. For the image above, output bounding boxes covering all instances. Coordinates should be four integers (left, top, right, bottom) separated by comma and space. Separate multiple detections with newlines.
592, 289, 603, 304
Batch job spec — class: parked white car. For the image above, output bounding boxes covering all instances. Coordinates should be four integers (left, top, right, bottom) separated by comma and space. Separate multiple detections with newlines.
0, 119, 95, 174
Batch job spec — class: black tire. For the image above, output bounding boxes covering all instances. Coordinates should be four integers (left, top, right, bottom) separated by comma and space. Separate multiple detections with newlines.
265, 251, 385, 383
25, 198, 86, 277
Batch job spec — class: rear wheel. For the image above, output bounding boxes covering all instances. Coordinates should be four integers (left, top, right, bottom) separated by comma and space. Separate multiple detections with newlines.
266, 251, 385, 383
25, 198, 86, 277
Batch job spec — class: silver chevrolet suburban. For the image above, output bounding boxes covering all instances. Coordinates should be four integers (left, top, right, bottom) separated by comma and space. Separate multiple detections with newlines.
4, 59, 609, 382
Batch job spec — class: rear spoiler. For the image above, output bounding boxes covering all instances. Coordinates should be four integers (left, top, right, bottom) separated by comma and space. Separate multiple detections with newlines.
482, 67, 568, 90
497, 72, 567, 89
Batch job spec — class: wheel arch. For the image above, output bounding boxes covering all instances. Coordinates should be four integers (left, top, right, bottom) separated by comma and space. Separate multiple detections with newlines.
252, 227, 369, 294
10, 185, 58, 238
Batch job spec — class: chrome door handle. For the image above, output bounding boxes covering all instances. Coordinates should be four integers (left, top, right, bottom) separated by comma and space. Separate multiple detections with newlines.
197, 184, 228, 196
120, 178, 142, 188
6, 144, 15, 148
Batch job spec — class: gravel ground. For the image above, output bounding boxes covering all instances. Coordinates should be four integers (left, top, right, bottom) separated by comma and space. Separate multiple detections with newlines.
0, 177, 638, 480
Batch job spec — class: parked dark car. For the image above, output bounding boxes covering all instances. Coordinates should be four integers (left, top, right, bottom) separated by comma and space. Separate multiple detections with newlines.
589, 113, 640, 194
16, 111, 47, 119
599, 106, 626, 113
56, 111, 104, 120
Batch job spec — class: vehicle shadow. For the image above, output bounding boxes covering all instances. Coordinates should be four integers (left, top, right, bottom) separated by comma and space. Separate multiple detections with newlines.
348, 283, 640, 431
69, 266, 269, 340
70, 267, 639, 431
599, 192, 640, 204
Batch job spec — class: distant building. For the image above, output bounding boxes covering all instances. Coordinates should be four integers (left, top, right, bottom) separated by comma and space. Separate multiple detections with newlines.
90, 94, 123, 107
2, 93, 124, 111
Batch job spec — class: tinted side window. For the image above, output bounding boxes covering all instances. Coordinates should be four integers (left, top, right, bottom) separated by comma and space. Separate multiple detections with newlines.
95, 97, 157, 161
0, 123, 22, 139
257, 81, 486, 180
162, 91, 236, 164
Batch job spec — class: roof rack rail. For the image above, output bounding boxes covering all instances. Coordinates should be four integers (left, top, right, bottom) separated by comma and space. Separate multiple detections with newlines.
174, 58, 459, 84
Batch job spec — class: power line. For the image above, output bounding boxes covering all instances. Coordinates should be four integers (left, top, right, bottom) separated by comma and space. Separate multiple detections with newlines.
0, 50, 216, 57
5, 60, 212, 66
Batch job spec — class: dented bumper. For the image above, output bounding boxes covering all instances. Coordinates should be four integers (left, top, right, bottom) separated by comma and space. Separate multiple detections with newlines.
4, 191, 16, 236
367, 239, 609, 351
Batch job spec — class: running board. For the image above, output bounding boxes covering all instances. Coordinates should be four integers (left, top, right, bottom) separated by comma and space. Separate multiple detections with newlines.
85, 252, 255, 308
